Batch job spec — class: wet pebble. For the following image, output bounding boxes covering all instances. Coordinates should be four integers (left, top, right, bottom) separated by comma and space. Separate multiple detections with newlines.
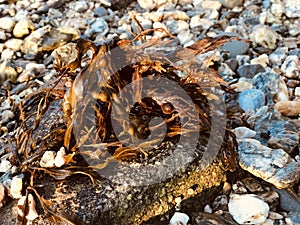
17, 194, 38, 221
237, 64, 265, 79
13, 19, 35, 38
238, 89, 266, 114
238, 138, 300, 189
228, 194, 269, 224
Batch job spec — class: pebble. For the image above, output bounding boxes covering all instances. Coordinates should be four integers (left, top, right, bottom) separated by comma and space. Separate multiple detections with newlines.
268, 130, 299, 154
250, 54, 269, 68
269, 47, 288, 66
233, 126, 256, 139
242, 177, 264, 193
40, 151, 56, 168
190, 16, 213, 29
177, 30, 193, 45
0, 49, 14, 61
194, 212, 239, 225
230, 78, 253, 92
13, 19, 35, 38
21, 25, 79, 55
69, 0, 89, 13
202, 1, 222, 11
274, 79, 289, 102
0, 17, 16, 32
17, 194, 38, 221
0, 31, 6, 41
5, 38, 24, 51
54, 147, 67, 167
203, 204, 213, 213
281, 55, 300, 79
221, 40, 250, 58
251, 25, 278, 49
0, 159, 12, 173
284, 0, 300, 18
217, 0, 243, 8
170, 212, 189, 225
10, 176, 23, 199
286, 212, 300, 225
17, 63, 46, 82
237, 64, 265, 79
228, 194, 269, 224
0, 62, 18, 85
272, 187, 300, 212
253, 72, 281, 103
0, 182, 6, 208
275, 101, 300, 117
166, 20, 189, 34
87, 18, 109, 36
238, 89, 266, 114
258, 191, 279, 208
1, 110, 15, 124
94, 7, 108, 17
137, 0, 162, 10
295, 87, 300, 97
237, 138, 300, 189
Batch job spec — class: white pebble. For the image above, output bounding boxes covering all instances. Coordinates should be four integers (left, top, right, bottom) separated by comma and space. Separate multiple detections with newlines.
40, 151, 56, 168
0, 159, 12, 173
228, 194, 269, 224
295, 87, 300, 97
251, 54, 269, 68
204, 204, 213, 213
0, 17, 16, 32
10, 176, 23, 199
233, 127, 256, 139
170, 212, 189, 225
54, 147, 66, 167
281, 55, 300, 79
17, 194, 38, 221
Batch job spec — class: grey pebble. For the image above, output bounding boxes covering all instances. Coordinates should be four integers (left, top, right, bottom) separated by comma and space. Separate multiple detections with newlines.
237, 64, 265, 78
286, 212, 300, 224
94, 7, 108, 17
238, 89, 266, 114
221, 40, 250, 58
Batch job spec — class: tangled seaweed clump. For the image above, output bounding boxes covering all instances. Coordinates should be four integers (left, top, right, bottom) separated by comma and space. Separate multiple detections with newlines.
2, 32, 242, 224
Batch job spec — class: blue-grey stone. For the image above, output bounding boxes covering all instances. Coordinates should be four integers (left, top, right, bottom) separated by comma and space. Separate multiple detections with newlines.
247, 106, 299, 151
286, 212, 300, 224
221, 40, 250, 58
94, 7, 108, 17
238, 89, 266, 114
237, 64, 265, 78
237, 138, 300, 189
253, 72, 280, 103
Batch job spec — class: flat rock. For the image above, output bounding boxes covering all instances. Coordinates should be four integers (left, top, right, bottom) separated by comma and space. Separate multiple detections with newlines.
237, 138, 300, 189
21, 25, 79, 55
221, 40, 250, 58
